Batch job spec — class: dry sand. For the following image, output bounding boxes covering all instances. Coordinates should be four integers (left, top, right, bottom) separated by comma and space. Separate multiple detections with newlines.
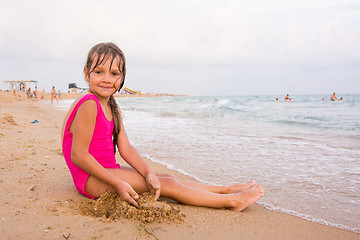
0, 91, 358, 240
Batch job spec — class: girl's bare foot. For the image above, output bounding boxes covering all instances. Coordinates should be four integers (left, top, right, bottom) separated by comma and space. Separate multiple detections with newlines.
228, 184, 264, 212
223, 180, 256, 194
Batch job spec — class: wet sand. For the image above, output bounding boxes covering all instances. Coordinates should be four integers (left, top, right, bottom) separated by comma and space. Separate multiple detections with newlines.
0, 91, 358, 239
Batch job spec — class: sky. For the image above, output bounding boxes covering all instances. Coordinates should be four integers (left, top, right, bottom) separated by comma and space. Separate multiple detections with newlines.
1, 0, 359, 96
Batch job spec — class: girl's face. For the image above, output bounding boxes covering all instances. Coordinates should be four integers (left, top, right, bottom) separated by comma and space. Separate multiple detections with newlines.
85, 55, 123, 99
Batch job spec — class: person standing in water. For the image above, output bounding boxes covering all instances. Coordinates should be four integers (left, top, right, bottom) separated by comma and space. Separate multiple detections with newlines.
284, 94, 292, 101
330, 92, 338, 101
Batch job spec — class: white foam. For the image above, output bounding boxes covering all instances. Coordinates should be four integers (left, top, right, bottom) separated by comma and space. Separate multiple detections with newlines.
259, 202, 360, 233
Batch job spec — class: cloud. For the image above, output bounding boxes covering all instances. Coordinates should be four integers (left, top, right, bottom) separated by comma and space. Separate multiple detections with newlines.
0, 0, 359, 94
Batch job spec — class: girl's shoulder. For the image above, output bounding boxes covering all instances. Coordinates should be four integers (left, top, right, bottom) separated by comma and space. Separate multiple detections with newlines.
61, 93, 99, 137
64, 93, 99, 121
71, 92, 99, 107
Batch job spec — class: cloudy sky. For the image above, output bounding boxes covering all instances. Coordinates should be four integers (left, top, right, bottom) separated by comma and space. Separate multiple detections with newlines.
1, 0, 359, 96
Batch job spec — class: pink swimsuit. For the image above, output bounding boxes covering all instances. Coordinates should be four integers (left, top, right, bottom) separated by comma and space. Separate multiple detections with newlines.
62, 94, 120, 199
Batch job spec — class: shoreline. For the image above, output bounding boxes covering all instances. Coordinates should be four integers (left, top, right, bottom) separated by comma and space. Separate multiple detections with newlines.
0, 91, 358, 239
142, 154, 360, 234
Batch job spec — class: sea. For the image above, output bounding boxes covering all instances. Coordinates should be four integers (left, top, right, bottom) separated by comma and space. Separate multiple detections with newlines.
56, 94, 360, 233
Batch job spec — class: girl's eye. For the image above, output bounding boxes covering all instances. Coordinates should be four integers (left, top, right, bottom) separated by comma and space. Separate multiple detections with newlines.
95, 71, 102, 74
112, 72, 120, 76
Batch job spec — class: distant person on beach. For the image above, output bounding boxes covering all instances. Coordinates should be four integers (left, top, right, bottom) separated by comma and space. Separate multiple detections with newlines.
330, 92, 338, 101
61, 42, 264, 211
51, 86, 59, 104
33, 86, 38, 99
40, 89, 45, 99
26, 87, 31, 98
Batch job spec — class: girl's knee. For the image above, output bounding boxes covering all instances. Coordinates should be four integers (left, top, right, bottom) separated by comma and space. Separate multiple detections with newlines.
160, 177, 182, 194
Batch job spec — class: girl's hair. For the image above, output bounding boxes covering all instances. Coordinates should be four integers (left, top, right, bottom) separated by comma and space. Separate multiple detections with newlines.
84, 42, 126, 154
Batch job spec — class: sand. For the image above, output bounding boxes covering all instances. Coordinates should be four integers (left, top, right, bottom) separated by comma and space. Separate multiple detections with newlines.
76, 192, 185, 224
0, 91, 358, 240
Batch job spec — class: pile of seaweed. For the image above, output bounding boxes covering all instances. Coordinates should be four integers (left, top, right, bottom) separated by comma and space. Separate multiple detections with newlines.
77, 192, 185, 223
2, 114, 17, 125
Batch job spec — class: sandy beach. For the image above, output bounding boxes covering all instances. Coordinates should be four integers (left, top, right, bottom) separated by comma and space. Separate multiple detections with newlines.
0, 91, 358, 240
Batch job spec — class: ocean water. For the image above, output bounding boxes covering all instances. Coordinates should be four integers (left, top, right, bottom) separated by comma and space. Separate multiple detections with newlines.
57, 94, 360, 233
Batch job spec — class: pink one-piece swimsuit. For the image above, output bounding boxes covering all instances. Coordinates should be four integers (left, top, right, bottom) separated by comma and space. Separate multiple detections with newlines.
62, 94, 120, 199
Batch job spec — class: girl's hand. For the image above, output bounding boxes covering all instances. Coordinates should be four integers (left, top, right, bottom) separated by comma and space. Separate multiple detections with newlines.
114, 180, 139, 208
145, 173, 161, 201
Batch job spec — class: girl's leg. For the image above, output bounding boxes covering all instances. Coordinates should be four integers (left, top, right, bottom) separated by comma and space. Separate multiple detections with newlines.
156, 172, 256, 194
85, 167, 150, 198
85, 168, 264, 211
158, 175, 264, 211
117, 166, 255, 194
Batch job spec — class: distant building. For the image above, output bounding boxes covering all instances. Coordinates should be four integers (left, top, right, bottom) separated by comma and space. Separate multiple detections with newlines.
3, 80, 38, 91
68, 83, 87, 93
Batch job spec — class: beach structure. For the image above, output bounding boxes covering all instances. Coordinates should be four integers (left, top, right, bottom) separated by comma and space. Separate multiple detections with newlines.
124, 86, 144, 95
3, 80, 38, 91
68, 83, 87, 93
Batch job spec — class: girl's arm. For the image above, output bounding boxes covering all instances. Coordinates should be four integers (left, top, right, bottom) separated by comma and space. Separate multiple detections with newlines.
70, 100, 139, 206
117, 109, 160, 200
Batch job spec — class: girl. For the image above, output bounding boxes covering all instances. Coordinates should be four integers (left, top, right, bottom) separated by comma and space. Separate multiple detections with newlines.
61, 42, 264, 210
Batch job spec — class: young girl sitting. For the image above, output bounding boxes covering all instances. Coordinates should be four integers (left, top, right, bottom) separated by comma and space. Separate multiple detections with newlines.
61, 42, 264, 210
